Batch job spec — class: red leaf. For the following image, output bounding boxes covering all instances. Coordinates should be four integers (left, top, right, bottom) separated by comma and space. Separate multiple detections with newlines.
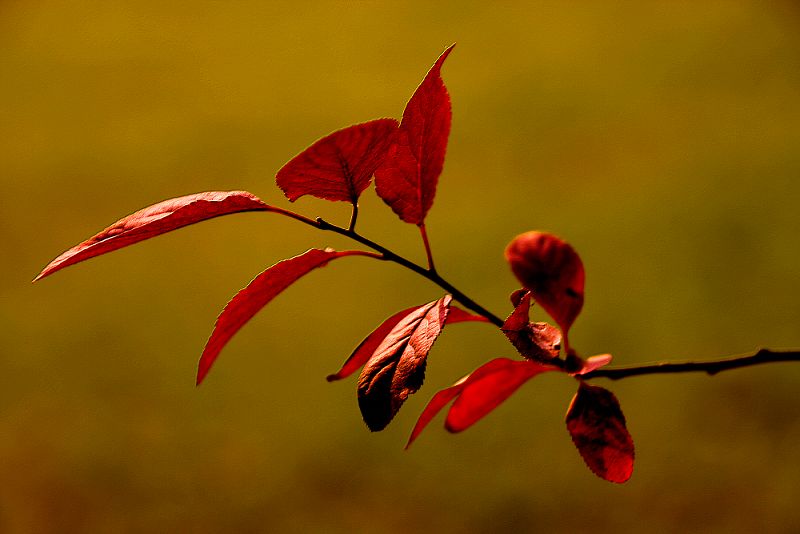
445, 306, 490, 325
197, 248, 364, 385
445, 359, 555, 433
35, 191, 270, 281
407, 358, 557, 446
566, 383, 635, 483
327, 304, 487, 382
501, 291, 562, 361
357, 295, 452, 431
375, 44, 454, 224
573, 354, 613, 376
505, 231, 585, 334
276, 119, 399, 203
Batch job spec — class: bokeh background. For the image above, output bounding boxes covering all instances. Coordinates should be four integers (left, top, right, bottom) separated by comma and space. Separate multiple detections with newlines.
2, 1, 799, 532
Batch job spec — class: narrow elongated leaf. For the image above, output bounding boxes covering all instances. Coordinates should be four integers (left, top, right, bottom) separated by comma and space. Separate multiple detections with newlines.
327, 304, 486, 382
197, 248, 364, 385
566, 383, 635, 483
276, 119, 399, 203
357, 295, 452, 431
35, 191, 270, 281
505, 231, 585, 334
502, 291, 561, 361
375, 45, 454, 224
445, 359, 555, 433
407, 358, 556, 446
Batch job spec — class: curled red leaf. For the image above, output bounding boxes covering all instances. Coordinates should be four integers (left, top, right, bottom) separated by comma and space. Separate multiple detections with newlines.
276, 119, 399, 203
197, 248, 365, 385
501, 291, 561, 361
375, 44, 454, 225
407, 358, 556, 447
566, 383, 635, 483
504, 231, 585, 334
327, 304, 487, 382
35, 191, 270, 281
357, 295, 452, 431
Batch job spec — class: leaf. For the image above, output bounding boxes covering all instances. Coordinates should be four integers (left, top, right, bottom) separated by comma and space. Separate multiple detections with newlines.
445, 359, 555, 433
35, 191, 270, 281
276, 119, 399, 203
504, 231, 585, 334
327, 304, 487, 382
406, 358, 556, 447
573, 354, 613, 376
566, 383, 635, 483
501, 290, 561, 361
374, 44, 454, 224
357, 295, 452, 431
197, 248, 364, 385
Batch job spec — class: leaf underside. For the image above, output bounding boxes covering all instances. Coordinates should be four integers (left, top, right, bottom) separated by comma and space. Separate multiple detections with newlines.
566, 382, 635, 483
357, 295, 452, 431
327, 304, 488, 382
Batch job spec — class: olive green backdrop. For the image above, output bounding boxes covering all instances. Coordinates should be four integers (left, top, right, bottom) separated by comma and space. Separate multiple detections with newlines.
2, 1, 799, 532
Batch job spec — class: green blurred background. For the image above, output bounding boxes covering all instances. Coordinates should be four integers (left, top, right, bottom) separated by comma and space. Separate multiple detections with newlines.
3, 1, 799, 532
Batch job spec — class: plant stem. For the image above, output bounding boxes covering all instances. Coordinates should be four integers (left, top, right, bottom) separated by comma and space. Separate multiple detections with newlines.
348, 203, 359, 232
266, 206, 798, 380
419, 223, 436, 273
580, 348, 800, 380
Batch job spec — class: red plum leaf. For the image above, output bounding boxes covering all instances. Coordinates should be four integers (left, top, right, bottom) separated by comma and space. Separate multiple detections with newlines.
505, 231, 585, 334
35, 191, 270, 281
408, 358, 557, 446
357, 295, 452, 431
276, 119, 399, 203
375, 45, 454, 224
197, 248, 364, 385
502, 291, 561, 361
566, 383, 635, 483
445, 359, 556, 433
327, 304, 487, 382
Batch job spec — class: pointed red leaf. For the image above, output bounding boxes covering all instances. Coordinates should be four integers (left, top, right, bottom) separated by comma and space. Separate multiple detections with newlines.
573, 354, 613, 376
327, 304, 487, 382
276, 119, 399, 203
197, 248, 365, 385
566, 383, 635, 483
35, 191, 270, 281
405, 382, 462, 449
446, 359, 556, 433
375, 45, 454, 224
357, 295, 452, 431
445, 306, 491, 325
406, 357, 527, 447
501, 291, 562, 361
505, 231, 585, 334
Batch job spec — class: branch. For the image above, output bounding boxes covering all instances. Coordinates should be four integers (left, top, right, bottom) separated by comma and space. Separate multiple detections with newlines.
581, 348, 800, 380
267, 208, 799, 379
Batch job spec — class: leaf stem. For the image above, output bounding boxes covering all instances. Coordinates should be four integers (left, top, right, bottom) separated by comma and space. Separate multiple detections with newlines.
419, 223, 436, 273
580, 348, 800, 380
348, 203, 359, 232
